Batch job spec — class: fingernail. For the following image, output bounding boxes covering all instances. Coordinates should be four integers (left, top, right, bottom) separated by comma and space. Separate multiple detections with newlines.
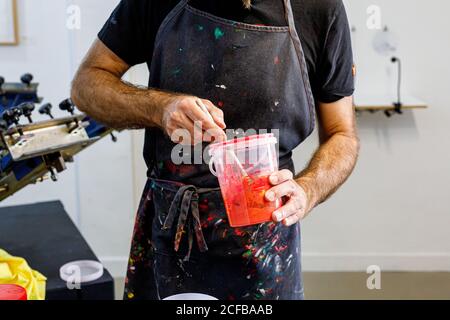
266, 191, 275, 201
270, 175, 278, 184
275, 211, 283, 222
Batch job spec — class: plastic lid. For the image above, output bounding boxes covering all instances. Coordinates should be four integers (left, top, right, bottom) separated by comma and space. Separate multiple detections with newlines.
208, 133, 277, 154
0, 285, 28, 300
59, 260, 104, 284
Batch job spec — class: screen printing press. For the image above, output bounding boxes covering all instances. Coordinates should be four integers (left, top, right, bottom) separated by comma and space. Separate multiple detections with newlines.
0, 73, 118, 200
0, 74, 116, 299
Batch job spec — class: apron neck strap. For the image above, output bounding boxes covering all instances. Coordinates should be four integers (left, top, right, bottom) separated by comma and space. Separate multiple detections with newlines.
283, 0, 298, 34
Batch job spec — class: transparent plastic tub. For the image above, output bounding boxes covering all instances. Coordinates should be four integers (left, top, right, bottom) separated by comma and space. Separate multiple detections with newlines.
208, 133, 281, 227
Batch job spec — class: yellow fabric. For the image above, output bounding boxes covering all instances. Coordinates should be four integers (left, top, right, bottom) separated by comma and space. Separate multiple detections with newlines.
0, 249, 47, 300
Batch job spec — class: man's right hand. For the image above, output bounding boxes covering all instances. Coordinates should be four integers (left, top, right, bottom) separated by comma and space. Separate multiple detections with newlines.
71, 40, 227, 145
160, 95, 227, 145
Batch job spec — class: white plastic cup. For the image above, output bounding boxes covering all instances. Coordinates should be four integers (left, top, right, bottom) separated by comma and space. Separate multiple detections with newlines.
208, 133, 281, 227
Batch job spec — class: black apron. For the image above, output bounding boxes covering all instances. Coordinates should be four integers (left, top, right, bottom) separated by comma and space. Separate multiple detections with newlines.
124, 0, 315, 300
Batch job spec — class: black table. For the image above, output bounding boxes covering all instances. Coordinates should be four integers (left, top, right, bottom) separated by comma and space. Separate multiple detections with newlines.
0, 201, 114, 300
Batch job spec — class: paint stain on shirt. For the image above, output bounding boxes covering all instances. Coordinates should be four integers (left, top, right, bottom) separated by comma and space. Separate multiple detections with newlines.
172, 68, 182, 75
214, 27, 225, 40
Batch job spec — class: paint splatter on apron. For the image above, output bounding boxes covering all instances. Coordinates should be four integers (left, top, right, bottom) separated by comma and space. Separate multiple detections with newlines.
124, 0, 315, 300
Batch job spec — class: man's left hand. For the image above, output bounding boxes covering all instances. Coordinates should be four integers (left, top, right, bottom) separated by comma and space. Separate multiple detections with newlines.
265, 169, 312, 226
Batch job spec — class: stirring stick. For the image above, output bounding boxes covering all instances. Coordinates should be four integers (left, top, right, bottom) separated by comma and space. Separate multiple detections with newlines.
196, 100, 248, 177
227, 149, 248, 177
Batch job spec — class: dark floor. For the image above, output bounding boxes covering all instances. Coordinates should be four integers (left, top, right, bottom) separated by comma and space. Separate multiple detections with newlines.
114, 272, 450, 300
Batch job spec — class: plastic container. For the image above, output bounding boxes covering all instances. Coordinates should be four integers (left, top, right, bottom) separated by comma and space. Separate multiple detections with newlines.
60, 260, 104, 283
0, 284, 28, 300
209, 133, 281, 227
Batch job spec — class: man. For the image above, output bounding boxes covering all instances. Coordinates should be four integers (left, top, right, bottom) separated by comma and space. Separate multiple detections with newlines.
71, 0, 359, 300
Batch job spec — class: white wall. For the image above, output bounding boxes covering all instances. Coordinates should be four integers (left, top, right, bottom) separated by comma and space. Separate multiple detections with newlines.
298, 0, 450, 271
1, 0, 449, 277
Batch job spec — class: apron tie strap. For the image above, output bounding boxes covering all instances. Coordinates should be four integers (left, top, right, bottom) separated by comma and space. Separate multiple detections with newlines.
163, 185, 209, 261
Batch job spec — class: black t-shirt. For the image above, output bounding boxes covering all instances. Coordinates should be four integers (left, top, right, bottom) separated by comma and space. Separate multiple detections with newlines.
98, 0, 354, 103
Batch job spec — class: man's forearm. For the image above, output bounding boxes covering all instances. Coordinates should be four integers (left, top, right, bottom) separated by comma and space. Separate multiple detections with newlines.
71, 67, 176, 130
296, 132, 360, 212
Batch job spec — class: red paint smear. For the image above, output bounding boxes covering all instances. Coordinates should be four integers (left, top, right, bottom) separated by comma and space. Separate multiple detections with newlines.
268, 223, 276, 233
165, 161, 197, 176
274, 56, 280, 65
199, 203, 208, 212
234, 228, 246, 237
201, 214, 218, 228
165, 161, 177, 174
274, 244, 288, 252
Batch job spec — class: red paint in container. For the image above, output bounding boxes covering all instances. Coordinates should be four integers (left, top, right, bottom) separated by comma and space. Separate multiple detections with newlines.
209, 134, 281, 227
224, 174, 281, 227
0, 285, 27, 300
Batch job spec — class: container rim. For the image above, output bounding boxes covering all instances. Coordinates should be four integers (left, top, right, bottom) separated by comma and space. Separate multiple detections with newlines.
59, 260, 104, 283
208, 133, 277, 154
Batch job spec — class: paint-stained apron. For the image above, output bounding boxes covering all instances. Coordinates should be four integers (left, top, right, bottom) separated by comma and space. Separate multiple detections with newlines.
124, 0, 315, 300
